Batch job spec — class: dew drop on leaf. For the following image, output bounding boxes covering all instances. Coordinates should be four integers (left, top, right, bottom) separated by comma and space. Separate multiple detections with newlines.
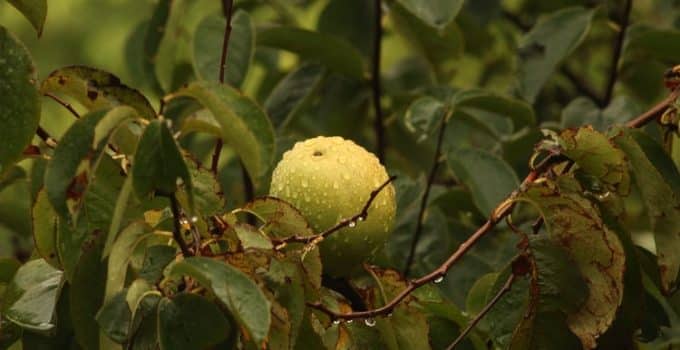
364, 318, 376, 327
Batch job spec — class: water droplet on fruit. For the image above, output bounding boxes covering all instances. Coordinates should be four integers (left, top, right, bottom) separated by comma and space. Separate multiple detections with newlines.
364, 318, 376, 327
302, 180, 308, 188
434, 276, 444, 284
333, 182, 339, 189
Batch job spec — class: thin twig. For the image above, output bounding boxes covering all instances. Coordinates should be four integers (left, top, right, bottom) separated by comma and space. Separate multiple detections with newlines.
35, 126, 57, 148
372, 0, 385, 162
626, 89, 680, 128
404, 112, 450, 276
307, 90, 677, 320
167, 193, 192, 257
241, 161, 255, 204
447, 274, 517, 350
272, 176, 397, 247
603, 0, 633, 106
219, 0, 234, 84
211, 138, 223, 175
560, 66, 603, 106
44, 92, 80, 118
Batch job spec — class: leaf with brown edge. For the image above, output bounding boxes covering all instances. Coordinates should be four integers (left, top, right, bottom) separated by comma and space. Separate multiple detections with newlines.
244, 197, 313, 238
556, 126, 630, 195
40, 65, 155, 119
614, 129, 680, 293
516, 176, 625, 349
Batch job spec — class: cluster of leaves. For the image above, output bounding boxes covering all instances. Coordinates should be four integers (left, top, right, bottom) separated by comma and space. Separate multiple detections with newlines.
1, 0, 680, 349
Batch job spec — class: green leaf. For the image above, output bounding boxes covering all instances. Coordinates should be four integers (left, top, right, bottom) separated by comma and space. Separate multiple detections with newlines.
193, 10, 254, 88
388, 2, 463, 76
105, 222, 152, 302
264, 62, 325, 129
138, 245, 176, 284
166, 81, 275, 180
517, 177, 625, 348
556, 126, 630, 195
234, 223, 273, 250
164, 257, 271, 346
264, 258, 305, 348
465, 273, 498, 317
177, 162, 224, 218
0, 258, 20, 284
452, 89, 536, 133
317, 0, 374, 57
128, 292, 161, 350
448, 148, 519, 216
243, 197, 313, 238
57, 155, 126, 281
154, 0, 219, 92
614, 130, 680, 293
403, 96, 446, 143
395, 0, 464, 29
40, 65, 155, 119
257, 26, 365, 80
7, 0, 47, 36
69, 233, 107, 350
516, 7, 595, 103
31, 189, 61, 268
561, 96, 642, 131
44, 107, 136, 221
624, 28, 680, 63
158, 293, 230, 350
0, 26, 40, 173
1, 259, 64, 333
131, 120, 192, 200
96, 290, 131, 344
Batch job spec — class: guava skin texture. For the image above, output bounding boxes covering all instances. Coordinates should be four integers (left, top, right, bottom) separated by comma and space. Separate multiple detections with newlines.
270, 136, 396, 277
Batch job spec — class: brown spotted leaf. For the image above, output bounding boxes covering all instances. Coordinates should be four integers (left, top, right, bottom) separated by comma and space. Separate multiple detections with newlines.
614, 129, 680, 293
517, 176, 625, 349
556, 126, 630, 195
40, 65, 155, 119
244, 197, 313, 238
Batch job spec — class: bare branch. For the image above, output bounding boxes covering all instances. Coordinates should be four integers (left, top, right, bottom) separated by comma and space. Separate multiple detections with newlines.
44, 92, 80, 119
447, 274, 517, 350
603, 0, 633, 106
306, 89, 677, 320
404, 111, 450, 276
372, 0, 385, 162
273, 176, 397, 247
167, 193, 192, 257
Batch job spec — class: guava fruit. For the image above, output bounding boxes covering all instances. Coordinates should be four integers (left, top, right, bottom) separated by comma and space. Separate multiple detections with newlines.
270, 136, 396, 277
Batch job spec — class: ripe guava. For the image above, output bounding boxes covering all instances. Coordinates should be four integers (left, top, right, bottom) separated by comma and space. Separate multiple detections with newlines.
269, 136, 396, 277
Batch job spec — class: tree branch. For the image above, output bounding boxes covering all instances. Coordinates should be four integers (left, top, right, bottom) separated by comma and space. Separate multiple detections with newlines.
168, 193, 192, 257
219, 0, 234, 84
272, 176, 397, 247
372, 0, 386, 162
560, 66, 604, 106
447, 273, 517, 350
35, 126, 57, 148
307, 90, 678, 321
404, 111, 450, 276
603, 0, 633, 106
44, 92, 80, 119
211, 0, 234, 176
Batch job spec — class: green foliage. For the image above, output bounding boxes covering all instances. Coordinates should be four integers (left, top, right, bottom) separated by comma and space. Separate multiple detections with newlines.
2, 0, 680, 349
